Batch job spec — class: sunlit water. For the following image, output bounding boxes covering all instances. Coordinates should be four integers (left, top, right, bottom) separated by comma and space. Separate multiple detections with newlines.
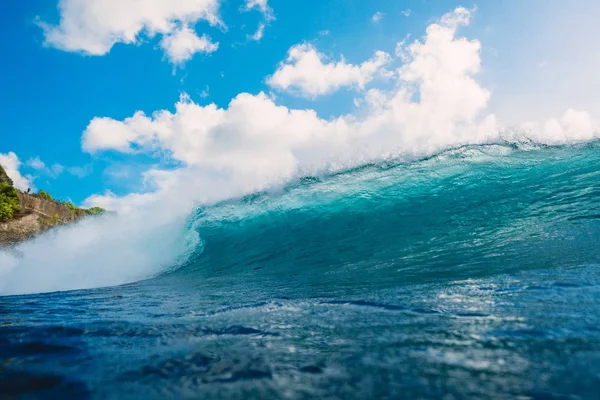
2, 143, 600, 399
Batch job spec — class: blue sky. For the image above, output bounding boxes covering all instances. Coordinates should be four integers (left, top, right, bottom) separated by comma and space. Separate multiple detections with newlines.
1, 0, 599, 207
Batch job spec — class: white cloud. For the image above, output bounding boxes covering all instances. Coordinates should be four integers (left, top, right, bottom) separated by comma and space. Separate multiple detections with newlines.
440, 6, 472, 28
243, 0, 274, 21
319, 30, 330, 37
402, 9, 412, 17
398, 7, 489, 124
81, 8, 501, 204
199, 85, 210, 98
39, 0, 222, 62
28, 157, 65, 178
0, 152, 35, 191
67, 165, 92, 178
83, 190, 161, 214
28, 156, 90, 179
248, 23, 265, 42
28, 157, 46, 170
395, 34, 411, 62
50, 164, 65, 177
82, 116, 141, 154
372, 11, 384, 24
160, 25, 218, 64
242, 0, 273, 43
84, 166, 185, 214
84, 6, 599, 213
267, 43, 392, 98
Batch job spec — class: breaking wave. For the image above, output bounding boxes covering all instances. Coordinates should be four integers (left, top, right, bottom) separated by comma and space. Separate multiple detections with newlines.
1, 140, 599, 296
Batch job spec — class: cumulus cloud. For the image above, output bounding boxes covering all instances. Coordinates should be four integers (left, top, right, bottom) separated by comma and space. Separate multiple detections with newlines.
398, 6, 489, 125
39, 0, 222, 63
267, 43, 392, 98
0, 152, 34, 191
81, 7, 504, 209
160, 25, 218, 64
83, 167, 183, 213
82, 116, 141, 154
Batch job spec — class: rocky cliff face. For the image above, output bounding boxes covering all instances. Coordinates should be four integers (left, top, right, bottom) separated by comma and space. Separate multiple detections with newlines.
17, 192, 89, 222
0, 192, 89, 246
0, 213, 45, 245
0, 163, 107, 246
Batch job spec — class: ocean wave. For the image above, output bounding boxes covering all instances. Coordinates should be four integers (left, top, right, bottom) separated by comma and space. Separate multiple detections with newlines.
1, 141, 599, 296
172, 141, 600, 285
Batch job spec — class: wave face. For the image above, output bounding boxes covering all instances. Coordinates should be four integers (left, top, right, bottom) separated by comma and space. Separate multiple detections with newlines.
2, 142, 600, 399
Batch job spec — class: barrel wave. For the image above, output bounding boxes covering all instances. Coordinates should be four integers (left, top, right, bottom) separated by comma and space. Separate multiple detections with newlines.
177, 142, 600, 287
2, 142, 600, 399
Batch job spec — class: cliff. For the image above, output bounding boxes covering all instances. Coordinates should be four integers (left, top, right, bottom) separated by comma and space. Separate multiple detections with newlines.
0, 164, 105, 246
0, 192, 93, 246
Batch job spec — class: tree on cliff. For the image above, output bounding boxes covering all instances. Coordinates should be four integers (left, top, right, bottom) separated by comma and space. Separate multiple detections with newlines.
37, 190, 54, 201
0, 164, 14, 187
0, 164, 20, 221
0, 182, 20, 221
87, 207, 107, 216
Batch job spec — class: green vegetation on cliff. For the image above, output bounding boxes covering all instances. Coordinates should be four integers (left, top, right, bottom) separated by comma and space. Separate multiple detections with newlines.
0, 164, 20, 221
38, 190, 107, 216
62, 201, 106, 217
0, 182, 20, 222
37, 189, 54, 201
0, 164, 13, 187
87, 207, 107, 216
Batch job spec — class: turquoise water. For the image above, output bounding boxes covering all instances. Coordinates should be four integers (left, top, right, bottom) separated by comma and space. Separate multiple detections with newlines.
2, 143, 600, 399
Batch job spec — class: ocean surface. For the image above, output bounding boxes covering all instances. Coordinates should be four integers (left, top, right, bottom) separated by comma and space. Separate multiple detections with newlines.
2, 142, 600, 399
